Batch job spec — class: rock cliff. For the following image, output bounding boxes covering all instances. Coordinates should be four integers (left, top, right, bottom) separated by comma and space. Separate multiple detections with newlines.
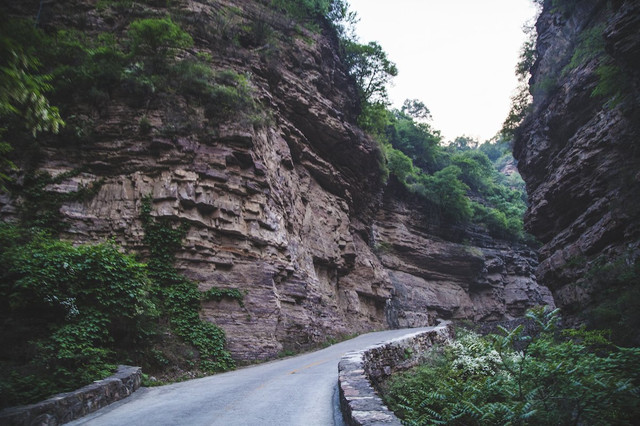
514, 0, 640, 322
1, 0, 552, 361
375, 181, 553, 328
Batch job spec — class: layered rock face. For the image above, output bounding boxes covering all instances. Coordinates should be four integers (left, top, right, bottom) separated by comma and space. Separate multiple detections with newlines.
374, 183, 554, 328
514, 0, 640, 315
1, 0, 553, 361
1, 0, 391, 360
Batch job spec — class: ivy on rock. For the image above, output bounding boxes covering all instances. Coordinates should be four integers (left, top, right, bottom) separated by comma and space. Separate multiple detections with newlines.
140, 195, 243, 373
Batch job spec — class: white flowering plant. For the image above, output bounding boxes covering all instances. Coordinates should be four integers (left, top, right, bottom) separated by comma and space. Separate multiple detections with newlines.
382, 307, 640, 425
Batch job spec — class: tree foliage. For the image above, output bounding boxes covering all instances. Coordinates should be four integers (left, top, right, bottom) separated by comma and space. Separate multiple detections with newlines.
128, 17, 193, 59
0, 18, 64, 189
401, 98, 431, 122
379, 105, 529, 240
0, 19, 64, 137
501, 25, 535, 138
411, 165, 472, 224
343, 40, 398, 105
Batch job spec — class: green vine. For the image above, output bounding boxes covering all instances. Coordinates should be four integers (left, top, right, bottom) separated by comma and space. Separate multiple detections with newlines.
15, 168, 103, 233
140, 195, 240, 372
202, 287, 246, 307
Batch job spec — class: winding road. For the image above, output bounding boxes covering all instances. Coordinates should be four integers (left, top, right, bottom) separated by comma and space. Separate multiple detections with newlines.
68, 327, 435, 426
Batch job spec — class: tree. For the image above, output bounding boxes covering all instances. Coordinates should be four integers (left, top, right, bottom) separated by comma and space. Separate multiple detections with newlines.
414, 165, 472, 223
386, 110, 442, 173
128, 18, 193, 64
0, 18, 64, 189
401, 98, 431, 122
271, 0, 331, 20
0, 23, 64, 137
501, 25, 535, 137
451, 150, 493, 191
449, 135, 479, 152
385, 145, 414, 184
326, 0, 359, 41
343, 40, 398, 104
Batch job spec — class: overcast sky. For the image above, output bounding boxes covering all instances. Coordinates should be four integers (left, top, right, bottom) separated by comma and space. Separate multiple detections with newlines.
347, 0, 539, 142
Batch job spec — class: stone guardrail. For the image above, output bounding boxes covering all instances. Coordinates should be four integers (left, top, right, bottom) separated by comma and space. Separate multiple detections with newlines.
0, 365, 142, 426
338, 324, 454, 425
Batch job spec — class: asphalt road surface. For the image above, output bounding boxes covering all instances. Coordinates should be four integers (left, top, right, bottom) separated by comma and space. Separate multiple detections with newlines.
68, 327, 435, 426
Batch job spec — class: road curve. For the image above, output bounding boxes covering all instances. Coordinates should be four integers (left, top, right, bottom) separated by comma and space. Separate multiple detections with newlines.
68, 327, 437, 426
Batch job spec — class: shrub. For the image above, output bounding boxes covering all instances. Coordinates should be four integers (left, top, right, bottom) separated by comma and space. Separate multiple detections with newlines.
47, 30, 127, 101
412, 165, 472, 224
0, 224, 154, 407
451, 150, 493, 192
386, 110, 443, 173
128, 17, 193, 59
0, 18, 64, 138
382, 307, 640, 426
385, 308, 640, 425
204, 71, 257, 121
385, 145, 415, 184
343, 40, 398, 105
270, 0, 333, 21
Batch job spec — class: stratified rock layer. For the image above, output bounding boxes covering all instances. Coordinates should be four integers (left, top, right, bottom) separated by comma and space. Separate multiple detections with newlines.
1, 0, 553, 361
1, 0, 392, 360
374, 184, 554, 327
514, 0, 640, 316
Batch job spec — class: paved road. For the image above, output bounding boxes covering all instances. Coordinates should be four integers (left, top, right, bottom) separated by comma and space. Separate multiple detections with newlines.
68, 327, 435, 426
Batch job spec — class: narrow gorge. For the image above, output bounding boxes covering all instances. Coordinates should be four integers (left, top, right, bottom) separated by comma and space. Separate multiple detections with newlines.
1, 0, 638, 412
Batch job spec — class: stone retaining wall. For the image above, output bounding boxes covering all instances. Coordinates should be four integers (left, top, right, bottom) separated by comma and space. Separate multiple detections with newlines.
338, 325, 453, 425
0, 365, 142, 426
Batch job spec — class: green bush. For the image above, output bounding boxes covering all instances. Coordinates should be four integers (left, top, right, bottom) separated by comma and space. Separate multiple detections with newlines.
412, 165, 472, 224
270, 0, 333, 21
0, 18, 64, 188
46, 30, 127, 101
0, 18, 64, 137
0, 192, 244, 408
343, 40, 398, 105
373, 108, 528, 239
386, 110, 443, 173
451, 151, 493, 192
357, 101, 390, 140
205, 71, 257, 121
385, 145, 415, 184
172, 61, 259, 123
128, 17, 193, 59
0, 224, 154, 408
127, 17, 193, 75
383, 307, 640, 426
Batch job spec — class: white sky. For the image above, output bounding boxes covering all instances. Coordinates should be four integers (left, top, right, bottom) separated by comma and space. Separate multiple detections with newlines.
347, 0, 539, 142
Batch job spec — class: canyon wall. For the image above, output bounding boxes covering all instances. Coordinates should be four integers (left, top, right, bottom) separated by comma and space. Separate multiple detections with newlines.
1, 0, 552, 361
514, 0, 640, 322
375, 181, 553, 328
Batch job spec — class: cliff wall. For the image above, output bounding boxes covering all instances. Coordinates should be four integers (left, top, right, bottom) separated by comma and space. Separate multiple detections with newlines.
374, 181, 553, 327
514, 0, 640, 323
1, 0, 396, 361
1, 0, 552, 361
